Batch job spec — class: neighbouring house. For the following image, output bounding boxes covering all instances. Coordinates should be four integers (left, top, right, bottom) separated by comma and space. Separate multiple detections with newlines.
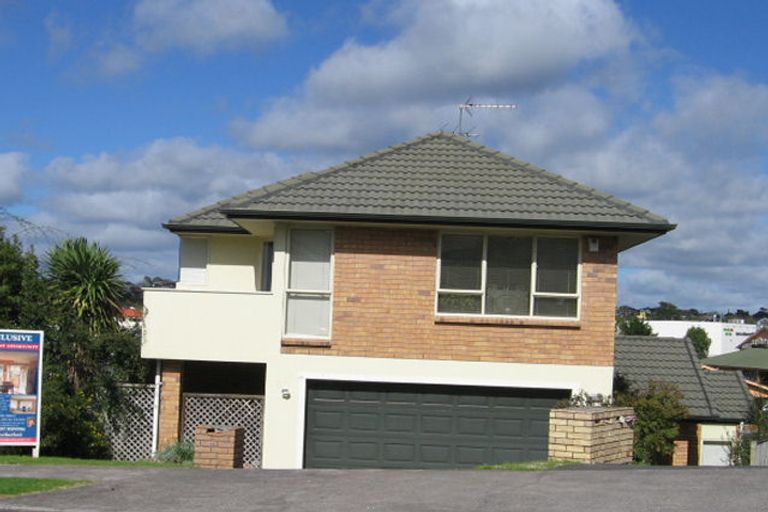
737, 327, 768, 350
703, 347, 768, 398
142, 132, 675, 469
647, 321, 757, 356
615, 335, 753, 466
119, 307, 143, 329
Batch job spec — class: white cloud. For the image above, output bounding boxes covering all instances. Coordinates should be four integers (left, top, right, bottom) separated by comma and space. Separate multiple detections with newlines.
234, 0, 637, 151
0, 152, 27, 204
95, 0, 287, 76
134, 0, 287, 54
44, 11, 72, 59
30, 138, 301, 279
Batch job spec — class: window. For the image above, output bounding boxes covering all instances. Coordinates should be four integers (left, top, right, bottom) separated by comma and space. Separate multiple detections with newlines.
437, 234, 580, 318
179, 237, 207, 285
285, 229, 333, 337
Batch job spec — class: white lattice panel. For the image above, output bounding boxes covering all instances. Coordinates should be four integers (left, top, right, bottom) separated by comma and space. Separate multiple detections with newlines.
182, 393, 264, 468
106, 384, 155, 461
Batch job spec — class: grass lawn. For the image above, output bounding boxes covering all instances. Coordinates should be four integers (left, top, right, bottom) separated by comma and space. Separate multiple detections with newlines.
0, 477, 87, 496
477, 459, 580, 471
0, 455, 187, 468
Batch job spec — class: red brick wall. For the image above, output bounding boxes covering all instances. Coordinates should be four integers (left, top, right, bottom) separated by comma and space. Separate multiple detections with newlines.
283, 226, 617, 366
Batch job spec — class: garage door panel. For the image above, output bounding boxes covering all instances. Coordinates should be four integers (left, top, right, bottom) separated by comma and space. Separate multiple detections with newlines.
348, 412, 379, 431
385, 413, 417, 432
493, 418, 524, 437
422, 414, 453, 434
305, 381, 568, 469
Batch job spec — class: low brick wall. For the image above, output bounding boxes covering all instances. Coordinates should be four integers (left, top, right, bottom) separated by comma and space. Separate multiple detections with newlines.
193, 425, 245, 469
549, 407, 634, 464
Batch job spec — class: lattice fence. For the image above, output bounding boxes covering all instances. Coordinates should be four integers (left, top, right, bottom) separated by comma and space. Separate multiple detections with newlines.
106, 383, 155, 461
182, 393, 264, 468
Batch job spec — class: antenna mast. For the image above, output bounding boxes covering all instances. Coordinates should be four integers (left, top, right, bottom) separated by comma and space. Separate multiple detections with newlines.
456, 99, 517, 137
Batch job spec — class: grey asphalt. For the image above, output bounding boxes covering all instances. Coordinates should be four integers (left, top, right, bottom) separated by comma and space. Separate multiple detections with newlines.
1, 464, 767, 512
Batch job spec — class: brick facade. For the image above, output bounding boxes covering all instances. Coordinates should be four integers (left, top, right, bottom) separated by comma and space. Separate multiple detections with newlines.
283, 226, 618, 366
158, 360, 184, 451
548, 407, 634, 464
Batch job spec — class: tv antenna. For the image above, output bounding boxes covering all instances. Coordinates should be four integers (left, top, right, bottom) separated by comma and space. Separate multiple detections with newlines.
455, 98, 517, 137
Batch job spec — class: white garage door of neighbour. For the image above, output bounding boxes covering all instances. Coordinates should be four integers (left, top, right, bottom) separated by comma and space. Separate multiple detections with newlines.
701, 441, 730, 466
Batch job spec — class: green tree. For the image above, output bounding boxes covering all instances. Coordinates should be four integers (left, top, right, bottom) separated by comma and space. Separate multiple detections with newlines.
617, 316, 654, 336
0, 227, 27, 325
46, 238, 124, 335
616, 380, 688, 464
685, 327, 711, 359
652, 301, 682, 320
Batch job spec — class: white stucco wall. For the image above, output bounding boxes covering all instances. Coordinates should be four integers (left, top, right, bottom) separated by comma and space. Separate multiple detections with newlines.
177, 234, 265, 292
648, 321, 757, 356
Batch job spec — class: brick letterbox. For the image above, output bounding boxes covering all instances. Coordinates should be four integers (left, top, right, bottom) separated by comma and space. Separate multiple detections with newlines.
193, 425, 245, 469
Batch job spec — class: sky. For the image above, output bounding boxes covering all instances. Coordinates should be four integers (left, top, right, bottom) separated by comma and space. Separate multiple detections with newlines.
1, 0, 767, 312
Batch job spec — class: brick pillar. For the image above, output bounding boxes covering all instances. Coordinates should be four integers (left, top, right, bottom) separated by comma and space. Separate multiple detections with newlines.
673, 422, 699, 466
548, 407, 635, 464
158, 360, 184, 451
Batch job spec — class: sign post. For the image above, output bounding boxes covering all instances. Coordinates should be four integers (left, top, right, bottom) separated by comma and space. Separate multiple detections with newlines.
0, 329, 44, 457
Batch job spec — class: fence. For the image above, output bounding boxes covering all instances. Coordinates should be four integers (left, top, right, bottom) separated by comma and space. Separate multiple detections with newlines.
182, 393, 264, 468
105, 383, 156, 461
753, 440, 768, 466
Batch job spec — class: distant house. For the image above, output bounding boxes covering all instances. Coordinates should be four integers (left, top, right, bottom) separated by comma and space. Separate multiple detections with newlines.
615, 335, 752, 466
703, 347, 768, 398
119, 307, 143, 329
736, 328, 768, 350
647, 320, 757, 356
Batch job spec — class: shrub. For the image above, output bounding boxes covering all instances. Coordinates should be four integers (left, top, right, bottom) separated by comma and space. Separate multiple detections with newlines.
156, 441, 195, 464
685, 327, 711, 359
616, 380, 688, 465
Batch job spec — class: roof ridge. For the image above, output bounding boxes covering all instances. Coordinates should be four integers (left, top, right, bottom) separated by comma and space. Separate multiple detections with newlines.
442, 135, 672, 225
685, 337, 718, 417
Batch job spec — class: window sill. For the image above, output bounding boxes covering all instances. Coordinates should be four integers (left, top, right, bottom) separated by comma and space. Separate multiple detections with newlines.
435, 315, 581, 329
281, 337, 332, 348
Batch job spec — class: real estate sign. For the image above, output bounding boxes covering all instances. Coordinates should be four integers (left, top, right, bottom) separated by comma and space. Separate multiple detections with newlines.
0, 329, 44, 452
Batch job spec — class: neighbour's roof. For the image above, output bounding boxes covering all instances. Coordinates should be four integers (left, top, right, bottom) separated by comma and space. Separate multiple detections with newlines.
737, 328, 768, 350
165, 132, 674, 237
703, 347, 768, 371
615, 335, 752, 422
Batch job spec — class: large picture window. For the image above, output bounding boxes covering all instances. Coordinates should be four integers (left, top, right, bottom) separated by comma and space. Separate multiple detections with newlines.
285, 229, 333, 337
437, 234, 580, 318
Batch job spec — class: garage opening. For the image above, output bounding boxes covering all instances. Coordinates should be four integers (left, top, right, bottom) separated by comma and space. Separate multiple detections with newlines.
304, 380, 569, 469
182, 361, 265, 467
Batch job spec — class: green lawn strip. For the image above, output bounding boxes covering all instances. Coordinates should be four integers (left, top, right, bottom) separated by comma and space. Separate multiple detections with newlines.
0, 477, 88, 497
477, 459, 580, 471
0, 455, 188, 468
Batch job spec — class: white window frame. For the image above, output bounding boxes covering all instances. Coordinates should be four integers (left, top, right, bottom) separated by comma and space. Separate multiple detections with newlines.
435, 233, 581, 320
283, 227, 335, 339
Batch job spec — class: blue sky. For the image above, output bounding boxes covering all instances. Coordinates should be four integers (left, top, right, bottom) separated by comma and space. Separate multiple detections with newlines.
1, 0, 767, 312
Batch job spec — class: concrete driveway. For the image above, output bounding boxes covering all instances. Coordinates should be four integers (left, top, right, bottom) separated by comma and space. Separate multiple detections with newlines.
1, 464, 767, 512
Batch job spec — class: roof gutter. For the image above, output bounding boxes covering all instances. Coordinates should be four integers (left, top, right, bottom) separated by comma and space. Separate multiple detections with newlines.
220, 209, 676, 234
162, 222, 249, 235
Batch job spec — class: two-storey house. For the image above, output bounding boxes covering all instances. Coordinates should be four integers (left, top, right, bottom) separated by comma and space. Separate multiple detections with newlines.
142, 132, 674, 469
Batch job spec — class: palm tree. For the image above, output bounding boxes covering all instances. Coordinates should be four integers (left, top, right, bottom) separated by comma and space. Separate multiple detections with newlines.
46, 237, 124, 335
46, 238, 125, 392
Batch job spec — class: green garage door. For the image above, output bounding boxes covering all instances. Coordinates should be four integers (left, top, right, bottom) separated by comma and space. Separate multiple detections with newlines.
304, 380, 569, 469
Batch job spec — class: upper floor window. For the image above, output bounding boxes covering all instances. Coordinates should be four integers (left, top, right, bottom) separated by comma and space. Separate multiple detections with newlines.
285, 229, 333, 338
179, 237, 207, 285
437, 234, 580, 318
